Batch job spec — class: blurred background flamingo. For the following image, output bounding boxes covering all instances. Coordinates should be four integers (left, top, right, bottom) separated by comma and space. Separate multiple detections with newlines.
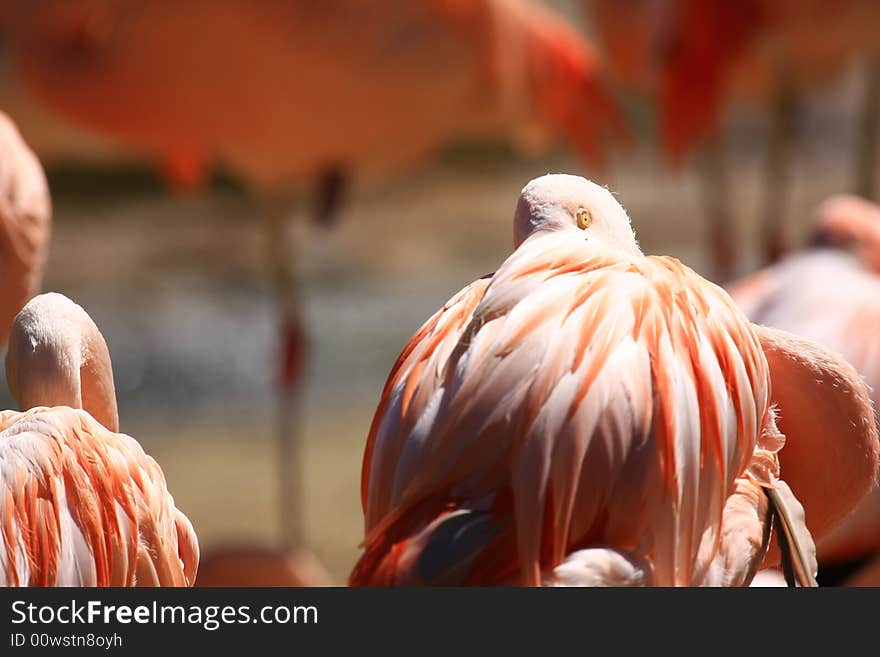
586, 0, 880, 281
1, 0, 626, 584
729, 193, 880, 585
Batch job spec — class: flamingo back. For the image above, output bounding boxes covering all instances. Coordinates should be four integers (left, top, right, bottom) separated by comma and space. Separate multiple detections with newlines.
356, 231, 779, 586
0, 407, 198, 587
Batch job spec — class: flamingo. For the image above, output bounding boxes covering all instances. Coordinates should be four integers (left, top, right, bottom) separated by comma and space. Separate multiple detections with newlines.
586, 0, 880, 280
0, 110, 51, 345
349, 174, 879, 586
1, 292, 199, 586
728, 194, 880, 585
3, 0, 627, 581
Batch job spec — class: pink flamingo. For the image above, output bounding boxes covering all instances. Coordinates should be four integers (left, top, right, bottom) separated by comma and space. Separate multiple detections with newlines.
729, 193, 880, 585
350, 174, 878, 586
1, 293, 199, 586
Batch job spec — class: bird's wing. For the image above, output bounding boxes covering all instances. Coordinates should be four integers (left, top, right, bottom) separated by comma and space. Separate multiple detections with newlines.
485, 0, 628, 167
430, 0, 627, 168
695, 476, 772, 586
0, 407, 198, 587
361, 273, 493, 522
657, 0, 764, 162
359, 231, 775, 586
585, 0, 663, 90
756, 325, 880, 547
547, 474, 776, 587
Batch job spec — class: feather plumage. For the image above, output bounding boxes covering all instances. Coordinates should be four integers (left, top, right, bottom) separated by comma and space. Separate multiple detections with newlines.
0, 407, 198, 587
353, 174, 876, 586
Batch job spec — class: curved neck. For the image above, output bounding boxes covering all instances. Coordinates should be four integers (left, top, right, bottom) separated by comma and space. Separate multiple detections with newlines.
5, 295, 119, 432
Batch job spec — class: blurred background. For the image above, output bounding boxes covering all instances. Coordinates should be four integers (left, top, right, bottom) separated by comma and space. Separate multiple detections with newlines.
1, 0, 877, 583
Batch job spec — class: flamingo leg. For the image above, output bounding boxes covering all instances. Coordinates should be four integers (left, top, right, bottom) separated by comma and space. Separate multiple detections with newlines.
761, 59, 798, 266
263, 195, 306, 550
697, 134, 736, 282
312, 167, 349, 227
764, 482, 818, 587
855, 55, 880, 201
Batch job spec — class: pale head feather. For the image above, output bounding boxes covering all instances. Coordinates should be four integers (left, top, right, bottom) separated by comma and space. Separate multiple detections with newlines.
5, 292, 119, 432
812, 194, 880, 244
513, 174, 640, 255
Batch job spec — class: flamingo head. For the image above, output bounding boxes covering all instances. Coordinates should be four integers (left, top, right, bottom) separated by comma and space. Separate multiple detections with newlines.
810, 194, 880, 271
5, 292, 119, 433
513, 174, 640, 255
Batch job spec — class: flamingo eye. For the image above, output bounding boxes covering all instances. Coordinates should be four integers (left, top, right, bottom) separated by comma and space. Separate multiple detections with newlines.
576, 207, 592, 229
